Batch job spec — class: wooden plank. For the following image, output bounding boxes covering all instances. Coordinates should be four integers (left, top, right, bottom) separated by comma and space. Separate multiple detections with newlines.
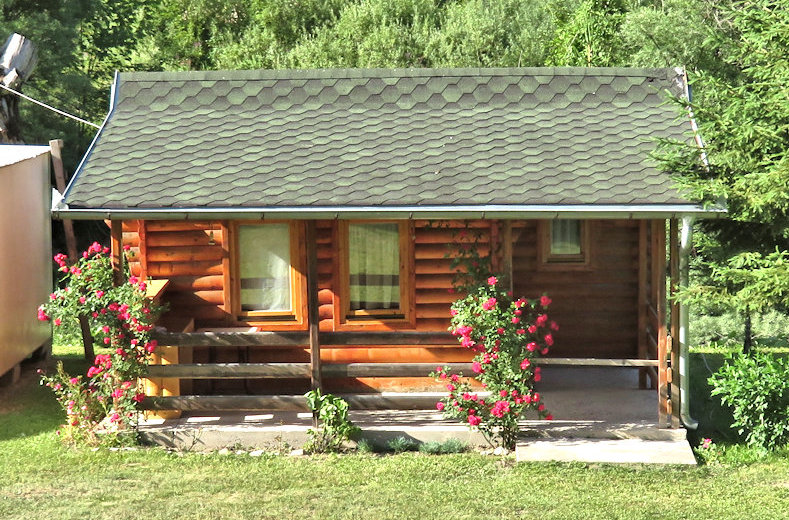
535, 358, 659, 367
306, 221, 322, 392
322, 362, 470, 378
321, 331, 455, 345
147, 261, 223, 277
111, 220, 124, 286
147, 229, 224, 247
144, 279, 170, 302
151, 331, 311, 347
49, 139, 78, 262
137, 220, 149, 280
669, 219, 681, 427
146, 363, 311, 379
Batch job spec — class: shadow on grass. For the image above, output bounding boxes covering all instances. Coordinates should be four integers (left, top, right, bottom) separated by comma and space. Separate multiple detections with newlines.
0, 346, 91, 443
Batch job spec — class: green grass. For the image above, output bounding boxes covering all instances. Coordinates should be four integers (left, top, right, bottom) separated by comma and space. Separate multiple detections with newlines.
2, 346, 789, 519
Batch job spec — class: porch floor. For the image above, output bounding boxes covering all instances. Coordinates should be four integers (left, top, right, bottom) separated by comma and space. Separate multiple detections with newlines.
139, 367, 696, 464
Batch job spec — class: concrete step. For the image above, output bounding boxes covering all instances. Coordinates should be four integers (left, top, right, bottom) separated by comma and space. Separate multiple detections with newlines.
516, 437, 697, 465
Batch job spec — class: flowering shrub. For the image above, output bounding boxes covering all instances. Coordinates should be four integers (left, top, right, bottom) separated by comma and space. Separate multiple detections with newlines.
432, 276, 556, 449
37, 242, 163, 446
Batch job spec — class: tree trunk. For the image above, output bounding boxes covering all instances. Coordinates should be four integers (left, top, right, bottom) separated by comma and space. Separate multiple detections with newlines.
0, 33, 38, 143
743, 305, 752, 354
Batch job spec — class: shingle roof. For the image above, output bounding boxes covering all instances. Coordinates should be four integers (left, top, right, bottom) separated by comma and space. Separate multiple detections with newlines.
62, 67, 704, 215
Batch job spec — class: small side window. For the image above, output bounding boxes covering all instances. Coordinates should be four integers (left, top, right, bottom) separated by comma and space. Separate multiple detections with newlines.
541, 220, 589, 266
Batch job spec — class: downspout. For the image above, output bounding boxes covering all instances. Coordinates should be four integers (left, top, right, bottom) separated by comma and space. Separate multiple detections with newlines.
679, 216, 698, 429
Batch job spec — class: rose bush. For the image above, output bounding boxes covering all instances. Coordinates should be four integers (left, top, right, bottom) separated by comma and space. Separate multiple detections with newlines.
38, 242, 164, 446
432, 276, 556, 449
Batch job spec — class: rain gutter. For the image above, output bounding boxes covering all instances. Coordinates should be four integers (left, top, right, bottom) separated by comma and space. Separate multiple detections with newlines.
679, 215, 698, 430
52, 204, 727, 221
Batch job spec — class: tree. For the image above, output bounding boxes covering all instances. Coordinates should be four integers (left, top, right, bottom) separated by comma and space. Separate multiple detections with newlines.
661, 0, 789, 349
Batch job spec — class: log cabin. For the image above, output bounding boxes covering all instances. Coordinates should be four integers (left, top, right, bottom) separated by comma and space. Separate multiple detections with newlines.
53, 67, 723, 425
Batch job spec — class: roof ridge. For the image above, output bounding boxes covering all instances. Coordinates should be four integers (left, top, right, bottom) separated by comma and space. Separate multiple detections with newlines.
119, 66, 681, 83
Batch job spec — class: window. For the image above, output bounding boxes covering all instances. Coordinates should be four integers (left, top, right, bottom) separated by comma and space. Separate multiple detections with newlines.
540, 219, 590, 266
339, 221, 413, 324
233, 222, 306, 324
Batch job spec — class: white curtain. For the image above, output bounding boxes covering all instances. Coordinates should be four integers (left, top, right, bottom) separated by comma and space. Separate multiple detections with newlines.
239, 224, 291, 312
551, 220, 582, 255
349, 223, 400, 311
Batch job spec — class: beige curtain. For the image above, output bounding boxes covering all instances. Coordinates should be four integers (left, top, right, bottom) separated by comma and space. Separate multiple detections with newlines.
551, 220, 582, 255
239, 224, 291, 312
349, 223, 400, 311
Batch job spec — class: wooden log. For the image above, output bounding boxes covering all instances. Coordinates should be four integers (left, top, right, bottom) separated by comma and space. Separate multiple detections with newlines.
415, 304, 452, 319
415, 289, 458, 304
416, 258, 465, 275
145, 221, 222, 232
415, 274, 455, 289
146, 230, 223, 247
165, 290, 225, 306
146, 363, 311, 379
147, 246, 224, 263
147, 261, 223, 277
637, 220, 649, 388
167, 275, 224, 292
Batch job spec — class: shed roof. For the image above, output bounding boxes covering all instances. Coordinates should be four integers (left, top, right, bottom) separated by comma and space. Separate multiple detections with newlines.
58, 67, 721, 219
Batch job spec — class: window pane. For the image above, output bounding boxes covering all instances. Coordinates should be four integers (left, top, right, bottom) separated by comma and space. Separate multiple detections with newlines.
550, 220, 582, 255
349, 223, 400, 311
239, 224, 291, 312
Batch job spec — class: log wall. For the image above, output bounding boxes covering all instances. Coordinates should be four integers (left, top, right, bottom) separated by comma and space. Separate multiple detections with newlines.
512, 220, 641, 359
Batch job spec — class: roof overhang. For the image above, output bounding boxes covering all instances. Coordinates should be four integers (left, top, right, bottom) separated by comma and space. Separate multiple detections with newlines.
51, 202, 726, 221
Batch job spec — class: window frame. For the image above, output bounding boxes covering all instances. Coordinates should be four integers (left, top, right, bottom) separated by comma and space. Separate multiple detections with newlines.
336, 220, 414, 328
230, 220, 307, 327
538, 219, 591, 269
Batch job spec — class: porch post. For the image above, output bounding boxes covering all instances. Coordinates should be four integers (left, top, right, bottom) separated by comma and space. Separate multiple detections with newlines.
653, 220, 671, 427
501, 220, 514, 293
305, 221, 322, 394
110, 219, 124, 286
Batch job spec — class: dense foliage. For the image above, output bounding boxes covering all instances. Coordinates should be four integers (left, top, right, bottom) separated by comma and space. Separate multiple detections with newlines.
708, 352, 789, 451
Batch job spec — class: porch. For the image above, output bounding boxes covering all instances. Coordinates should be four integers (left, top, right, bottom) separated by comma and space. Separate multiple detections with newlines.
138, 366, 696, 464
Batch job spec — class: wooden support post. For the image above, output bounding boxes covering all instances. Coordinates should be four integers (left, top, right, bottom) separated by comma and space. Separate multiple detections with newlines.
110, 219, 124, 286
652, 220, 670, 426
49, 139, 78, 262
501, 220, 513, 292
137, 220, 148, 280
306, 221, 322, 392
637, 220, 648, 389
489, 220, 500, 273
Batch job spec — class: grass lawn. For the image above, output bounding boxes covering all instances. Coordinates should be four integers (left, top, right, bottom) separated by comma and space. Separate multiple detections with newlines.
1, 347, 789, 519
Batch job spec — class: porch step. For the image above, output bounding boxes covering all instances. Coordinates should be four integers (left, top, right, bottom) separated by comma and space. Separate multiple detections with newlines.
515, 437, 697, 465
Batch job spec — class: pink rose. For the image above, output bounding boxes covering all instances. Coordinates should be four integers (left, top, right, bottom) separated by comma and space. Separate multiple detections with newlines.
436, 401, 445, 411
544, 334, 554, 346
520, 358, 531, 369
550, 321, 560, 331
536, 314, 548, 327
472, 361, 483, 374
516, 328, 525, 335
511, 317, 520, 324
487, 276, 497, 286
527, 342, 537, 352
482, 297, 497, 311
540, 295, 552, 308
468, 415, 481, 426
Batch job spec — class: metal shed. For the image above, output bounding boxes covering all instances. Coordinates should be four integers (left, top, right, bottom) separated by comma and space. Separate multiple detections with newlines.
0, 144, 51, 383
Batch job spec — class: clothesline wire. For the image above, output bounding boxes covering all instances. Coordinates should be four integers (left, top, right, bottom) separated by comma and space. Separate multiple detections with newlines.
0, 82, 101, 129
